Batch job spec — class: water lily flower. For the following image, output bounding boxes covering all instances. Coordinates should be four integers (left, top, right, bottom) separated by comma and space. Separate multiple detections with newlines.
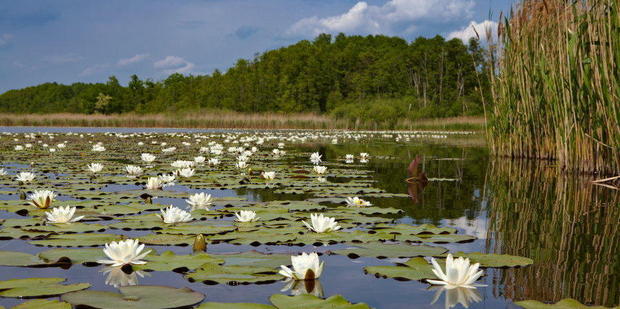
87, 163, 104, 173
125, 165, 143, 177
186, 192, 213, 210
46, 206, 84, 223
345, 154, 354, 163
14, 145, 24, 151
158, 174, 176, 186
176, 168, 195, 178
101, 266, 146, 288
171, 160, 194, 169
360, 152, 369, 160
208, 158, 220, 166
281, 279, 324, 298
310, 152, 322, 165
158, 206, 193, 224
141, 153, 156, 163
262, 171, 276, 181
98, 239, 151, 267
317, 177, 327, 183
313, 166, 327, 175
345, 197, 372, 207
0, 168, 6, 176
16, 172, 36, 183
236, 161, 248, 169
194, 156, 206, 164
28, 189, 57, 209
145, 177, 163, 190
235, 210, 259, 222
279, 252, 324, 280
427, 254, 485, 288
92, 144, 106, 152
302, 213, 341, 233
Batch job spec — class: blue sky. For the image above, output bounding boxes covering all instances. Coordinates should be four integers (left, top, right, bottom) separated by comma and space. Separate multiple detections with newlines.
0, 0, 514, 93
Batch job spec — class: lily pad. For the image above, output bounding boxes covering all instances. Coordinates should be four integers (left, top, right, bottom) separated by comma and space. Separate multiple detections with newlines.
186, 263, 281, 285
197, 303, 274, 309
30, 233, 124, 247
61, 285, 205, 309
514, 298, 614, 309
364, 257, 437, 281
0, 250, 45, 266
135, 251, 224, 272
332, 243, 447, 259
449, 252, 534, 268
14, 299, 71, 309
0, 278, 90, 297
269, 294, 370, 309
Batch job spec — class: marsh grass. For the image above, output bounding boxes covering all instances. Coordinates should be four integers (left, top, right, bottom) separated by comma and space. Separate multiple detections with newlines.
488, 0, 620, 174
0, 112, 486, 131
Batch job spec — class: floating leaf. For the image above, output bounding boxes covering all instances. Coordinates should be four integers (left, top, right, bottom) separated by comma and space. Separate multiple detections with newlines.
448, 252, 534, 268
364, 257, 437, 281
135, 251, 224, 272
0, 278, 90, 297
14, 299, 71, 309
332, 243, 447, 259
61, 285, 205, 309
269, 294, 370, 309
515, 298, 614, 309
30, 233, 124, 247
0, 250, 45, 266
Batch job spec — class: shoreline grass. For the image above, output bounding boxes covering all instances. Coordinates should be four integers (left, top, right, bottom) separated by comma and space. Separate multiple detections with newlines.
0, 112, 486, 132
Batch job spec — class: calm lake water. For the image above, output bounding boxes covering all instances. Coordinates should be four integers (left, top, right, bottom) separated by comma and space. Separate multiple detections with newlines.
0, 127, 617, 308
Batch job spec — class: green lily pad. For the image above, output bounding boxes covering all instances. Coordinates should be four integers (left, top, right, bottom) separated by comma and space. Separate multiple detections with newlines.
30, 233, 124, 247
14, 299, 71, 309
138, 233, 195, 246
197, 303, 274, 309
61, 285, 205, 309
0, 278, 90, 297
332, 243, 447, 259
38, 248, 106, 264
449, 252, 534, 268
186, 263, 281, 285
135, 251, 224, 272
0, 250, 45, 266
364, 257, 437, 281
269, 294, 371, 309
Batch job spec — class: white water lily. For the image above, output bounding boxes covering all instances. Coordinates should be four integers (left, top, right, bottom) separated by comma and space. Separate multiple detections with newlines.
158, 206, 193, 224
101, 266, 146, 288
0, 168, 6, 176
345, 197, 372, 207
87, 163, 104, 173
360, 152, 369, 160
194, 156, 206, 164
45, 206, 84, 223
310, 152, 322, 165
186, 192, 213, 210
98, 239, 151, 267
208, 158, 220, 166
92, 144, 106, 152
236, 161, 248, 169
28, 189, 57, 209
302, 213, 341, 233
158, 174, 176, 186
141, 153, 156, 163
262, 171, 276, 181
281, 279, 324, 298
16, 172, 36, 183
14, 145, 24, 151
145, 177, 163, 190
279, 252, 324, 280
345, 154, 354, 163
427, 254, 485, 288
176, 168, 195, 178
171, 160, 194, 169
125, 165, 143, 177
235, 210, 259, 222
317, 177, 327, 183
313, 166, 327, 175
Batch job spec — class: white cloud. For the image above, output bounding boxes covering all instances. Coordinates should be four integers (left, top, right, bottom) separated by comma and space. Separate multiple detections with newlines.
154, 56, 195, 74
447, 20, 498, 42
117, 53, 150, 66
79, 64, 109, 77
287, 0, 474, 37
0, 33, 14, 47
45, 54, 83, 64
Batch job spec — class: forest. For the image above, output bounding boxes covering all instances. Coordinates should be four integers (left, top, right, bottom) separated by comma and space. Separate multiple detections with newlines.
0, 33, 489, 123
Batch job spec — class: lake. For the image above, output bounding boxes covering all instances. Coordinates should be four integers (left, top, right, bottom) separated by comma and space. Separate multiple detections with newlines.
0, 127, 616, 308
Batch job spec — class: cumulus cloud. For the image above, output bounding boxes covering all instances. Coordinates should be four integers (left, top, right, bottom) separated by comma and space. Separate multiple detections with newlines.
447, 20, 498, 42
153, 56, 195, 74
287, 0, 474, 37
117, 53, 150, 66
0, 33, 14, 47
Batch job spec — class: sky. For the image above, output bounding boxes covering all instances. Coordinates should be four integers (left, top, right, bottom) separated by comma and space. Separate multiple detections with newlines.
0, 0, 514, 93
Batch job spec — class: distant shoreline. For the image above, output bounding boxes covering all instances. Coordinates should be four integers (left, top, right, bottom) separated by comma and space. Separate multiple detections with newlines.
0, 113, 485, 131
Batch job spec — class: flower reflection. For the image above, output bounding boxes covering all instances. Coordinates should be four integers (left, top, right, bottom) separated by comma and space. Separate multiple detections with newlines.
281, 279, 324, 298
100, 266, 148, 288
430, 286, 482, 309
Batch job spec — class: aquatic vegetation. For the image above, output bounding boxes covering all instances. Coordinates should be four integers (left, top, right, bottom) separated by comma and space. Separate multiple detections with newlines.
86, 163, 104, 173
98, 239, 151, 267
45, 206, 84, 223
15, 171, 35, 183
262, 171, 276, 181
145, 177, 163, 190
312, 165, 327, 175
28, 189, 56, 209
279, 252, 324, 281
186, 192, 213, 210
310, 152, 322, 165
427, 254, 485, 288
125, 165, 143, 177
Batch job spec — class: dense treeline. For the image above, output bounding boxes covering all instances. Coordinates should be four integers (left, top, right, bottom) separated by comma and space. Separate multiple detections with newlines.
0, 33, 489, 124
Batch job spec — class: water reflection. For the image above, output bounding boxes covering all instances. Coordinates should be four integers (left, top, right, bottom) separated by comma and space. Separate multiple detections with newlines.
101, 266, 148, 288
281, 279, 324, 298
430, 286, 482, 309
488, 160, 619, 307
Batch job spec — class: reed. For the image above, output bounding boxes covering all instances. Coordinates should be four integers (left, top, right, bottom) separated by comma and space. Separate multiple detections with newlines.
0, 112, 486, 131
488, 0, 620, 174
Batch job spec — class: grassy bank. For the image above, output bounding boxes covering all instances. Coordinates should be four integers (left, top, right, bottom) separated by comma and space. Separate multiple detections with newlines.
488, 0, 619, 175
0, 112, 486, 131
